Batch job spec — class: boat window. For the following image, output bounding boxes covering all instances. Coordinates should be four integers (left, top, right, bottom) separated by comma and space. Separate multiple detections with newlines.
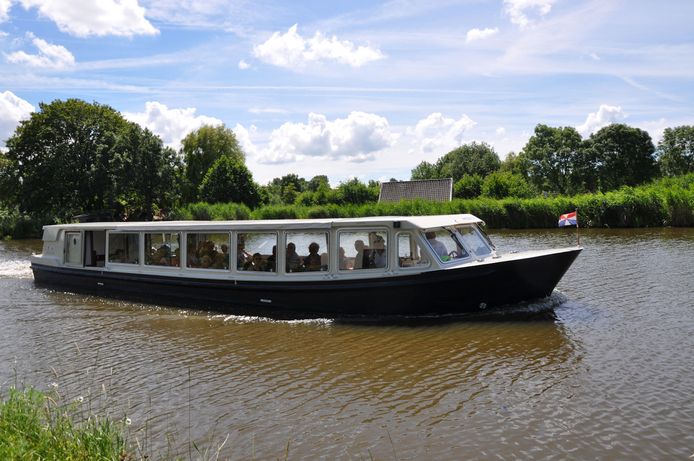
423, 228, 469, 263
454, 225, 493, 257
145, 232, 180, 267
186, 233, 230, 270
397, 232, 429, 268
65, 231, 81, 265
107, 233, 139, 264
338, 230, 388, 271
237, 232, 277, 273
285, 231, 329, 273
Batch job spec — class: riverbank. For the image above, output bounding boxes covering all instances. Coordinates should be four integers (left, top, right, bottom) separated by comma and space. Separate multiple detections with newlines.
2, 174, 692, 239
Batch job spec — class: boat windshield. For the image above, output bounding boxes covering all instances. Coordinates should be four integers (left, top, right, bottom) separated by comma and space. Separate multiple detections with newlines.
423, 228, 469, 263
453, 225, 493, 258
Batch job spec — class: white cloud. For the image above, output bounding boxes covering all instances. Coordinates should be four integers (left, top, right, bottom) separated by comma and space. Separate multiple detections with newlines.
576, 104, 625, 137
6, 33, 75, 69
409, 112, 477, 155
0, 90, 34, 147
258, 111, 395, 164
232, 123, 258, 157
19, 0, 158, 37
503, 0, 555, 29
238, 59, 250, 70
637, 118, 668, 144
0, 0, 11, 22
253, 24, 384, 69
466, 27, 499, 43
123, 101, 223, 149
496, 127, 506, 136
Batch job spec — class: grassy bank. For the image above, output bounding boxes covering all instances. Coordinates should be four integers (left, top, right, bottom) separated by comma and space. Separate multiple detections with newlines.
171, 174, 694, 228
0, 385, 130, 460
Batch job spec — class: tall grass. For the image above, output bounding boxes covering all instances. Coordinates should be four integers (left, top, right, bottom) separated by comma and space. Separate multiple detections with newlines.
0, 386, 130, 460
167, 174, 694, 228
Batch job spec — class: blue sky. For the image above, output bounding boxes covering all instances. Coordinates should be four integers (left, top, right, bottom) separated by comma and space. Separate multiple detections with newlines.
1, 0, 693, 185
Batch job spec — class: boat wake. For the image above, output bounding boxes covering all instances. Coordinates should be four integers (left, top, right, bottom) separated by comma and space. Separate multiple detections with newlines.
0, 259, 33, 279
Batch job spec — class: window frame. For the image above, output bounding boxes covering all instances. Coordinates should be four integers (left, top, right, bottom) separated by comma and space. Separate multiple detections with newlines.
395, 231, 430, 270
336, 227, 390, 273
184, 231, 231, 271
283, 230, 331, 275
106, 231, 142, 266
144, 231, 181, 269
233, 231, 279, 275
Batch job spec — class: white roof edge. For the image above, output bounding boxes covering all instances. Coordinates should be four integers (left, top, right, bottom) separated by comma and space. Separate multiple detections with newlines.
41, 214, 483, 232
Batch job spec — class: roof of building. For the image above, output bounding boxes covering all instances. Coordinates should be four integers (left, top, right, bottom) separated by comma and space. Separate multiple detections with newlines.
378, 178, 453, 203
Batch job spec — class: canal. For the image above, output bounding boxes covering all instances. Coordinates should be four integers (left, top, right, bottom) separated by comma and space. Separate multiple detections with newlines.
1, 228, 692, 459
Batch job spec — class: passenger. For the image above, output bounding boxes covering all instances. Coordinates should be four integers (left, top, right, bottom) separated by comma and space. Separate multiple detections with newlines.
237, 239, 251, 269
304, 242, 322, 271
286, 242, 301, 272
212, 243, 228, 269
371, 236, 387, 268
353, 239, 365, 269
266, 245, 277, 272
426, 231, 448, 259
200, 254, 212, 268
338, 246, 349, 270
244, 252, 265, 271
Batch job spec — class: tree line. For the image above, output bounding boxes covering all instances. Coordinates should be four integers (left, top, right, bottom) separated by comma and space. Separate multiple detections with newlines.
412, 124, 694, 199
1, 98, 692, 227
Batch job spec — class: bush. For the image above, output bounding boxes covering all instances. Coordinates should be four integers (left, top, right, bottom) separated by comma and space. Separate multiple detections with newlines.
454, 175, 483, 199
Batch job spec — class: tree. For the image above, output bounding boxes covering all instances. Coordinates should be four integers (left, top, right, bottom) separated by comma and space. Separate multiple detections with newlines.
517, 124, 585, 195
481, 171, 536, 199
453, 174, 483, 199
307, 175, 330, 192
181, 125, 245, 202
657, 125, 694, 176
337, 178, 377, 204
587, 124, 658, 191
198, 156, 260, 207
410, 142, 500, 182
3, 99, 177, 221
411, 161, 438, 180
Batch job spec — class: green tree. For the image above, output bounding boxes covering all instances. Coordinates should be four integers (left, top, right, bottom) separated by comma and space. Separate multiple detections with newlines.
307, 175, 330, 192
198, 156, 260, 207
181, 125, 245, 202
2, 99, 177, 221
453, 174, 483, 199
337, 178, 378, 204
587, 124, 658, 191
481, 171, 536, 199
657, 125, 694, 176
517, 124, 585, 194
411, 161, 438, 180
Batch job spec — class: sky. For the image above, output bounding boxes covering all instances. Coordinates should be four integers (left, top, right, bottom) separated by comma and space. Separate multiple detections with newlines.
0, 0, 693, 185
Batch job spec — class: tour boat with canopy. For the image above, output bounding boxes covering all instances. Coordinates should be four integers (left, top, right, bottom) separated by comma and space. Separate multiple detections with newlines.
31, 214, 581, 317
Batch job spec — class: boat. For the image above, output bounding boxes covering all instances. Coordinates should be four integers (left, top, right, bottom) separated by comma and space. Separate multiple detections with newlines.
30, 214, 581, 317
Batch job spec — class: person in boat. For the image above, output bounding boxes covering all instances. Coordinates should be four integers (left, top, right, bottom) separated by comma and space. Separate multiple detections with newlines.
304, 242, 322, 271
425, 231, 448, 259
266, 245, 277, 272
212, 243, 229, 269
286, 242, 301, 272
353, 240, 365, 270
371, 236, 387, 268
244, 252, 265, 271
237, 240, 251, 269
338, 246, 348, 270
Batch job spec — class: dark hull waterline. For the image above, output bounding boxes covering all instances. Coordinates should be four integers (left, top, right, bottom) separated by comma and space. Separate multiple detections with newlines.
32, 248, 581, 318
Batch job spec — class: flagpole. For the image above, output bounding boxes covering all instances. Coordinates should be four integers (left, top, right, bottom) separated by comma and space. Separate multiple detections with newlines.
575, 208, 580, 247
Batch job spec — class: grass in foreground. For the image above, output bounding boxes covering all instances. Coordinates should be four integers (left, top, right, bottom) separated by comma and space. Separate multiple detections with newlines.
0, 386, 131, 460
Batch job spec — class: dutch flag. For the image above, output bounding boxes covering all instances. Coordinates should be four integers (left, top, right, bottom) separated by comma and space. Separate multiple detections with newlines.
558, 211, 577, 227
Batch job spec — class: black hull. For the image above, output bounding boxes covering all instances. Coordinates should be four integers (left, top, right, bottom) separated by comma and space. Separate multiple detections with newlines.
32, 248, 581, 318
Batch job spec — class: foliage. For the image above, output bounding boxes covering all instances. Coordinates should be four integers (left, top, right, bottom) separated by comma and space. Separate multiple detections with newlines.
169, 201, 251, 221
657, 125, 694, 176
167, 174, 694, 229
198, 156, 260, 207
2, 99, 178, 223
410, 142, 501, 182
481, 171, 536, 199
336, 178, 380, 204
307, 175, 330, 191
587, 123, 658, 191
0, 386, 129, 460
181, 124, 245, 202
453, 174, 484, 199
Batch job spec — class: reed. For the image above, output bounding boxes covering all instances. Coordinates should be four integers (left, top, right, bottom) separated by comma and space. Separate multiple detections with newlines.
0, 385, 130, 460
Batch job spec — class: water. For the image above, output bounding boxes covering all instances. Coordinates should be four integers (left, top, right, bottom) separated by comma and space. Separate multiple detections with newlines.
1, 229, 693, 459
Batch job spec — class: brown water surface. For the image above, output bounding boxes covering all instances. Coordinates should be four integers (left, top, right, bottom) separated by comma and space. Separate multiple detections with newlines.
1, 228, 693, 459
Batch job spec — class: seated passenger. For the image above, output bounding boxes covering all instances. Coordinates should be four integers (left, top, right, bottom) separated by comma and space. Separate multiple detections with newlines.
244, 252, 265, 271
286, 242, 301, 272
426, 231, 448, 259
353, 240, 365, 270
212, 243, 229, 269
237, 240, 251, 269
266, 245, 277, 272
371, 236, 387, 268
303, 242, 322, 271
338, 246, 349, 270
